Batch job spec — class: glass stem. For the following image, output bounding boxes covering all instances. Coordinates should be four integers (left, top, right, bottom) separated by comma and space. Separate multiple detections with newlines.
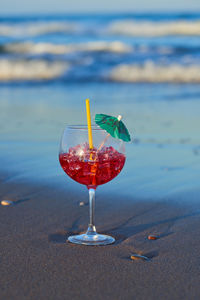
86, 188, 97, 235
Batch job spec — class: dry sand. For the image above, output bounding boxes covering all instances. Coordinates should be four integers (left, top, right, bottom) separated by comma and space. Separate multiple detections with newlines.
1, 171, 200, 300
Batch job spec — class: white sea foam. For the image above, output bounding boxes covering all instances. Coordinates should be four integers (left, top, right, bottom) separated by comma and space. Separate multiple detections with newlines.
109, 61, 200, 83
0, 59, 69, 80
0, 22, 78, 37
107, 20, 200, 36
78, 41, 133, 53
4, 41, 132, 55
2, 19, 200, 38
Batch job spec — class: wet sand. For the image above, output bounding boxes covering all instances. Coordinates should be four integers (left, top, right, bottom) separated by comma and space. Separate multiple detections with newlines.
1, 83, 200, 299
1, 169, 200, 300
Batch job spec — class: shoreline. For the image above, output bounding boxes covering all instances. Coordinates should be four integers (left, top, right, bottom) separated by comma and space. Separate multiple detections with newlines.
1, 81, 200, 299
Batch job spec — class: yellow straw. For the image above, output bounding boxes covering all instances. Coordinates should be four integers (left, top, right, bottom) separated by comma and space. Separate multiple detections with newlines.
85, 98, 93, 149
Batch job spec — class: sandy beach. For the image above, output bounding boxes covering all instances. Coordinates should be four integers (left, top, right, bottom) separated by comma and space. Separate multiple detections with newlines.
1, 167, 200, 300
0, 81, 200, 299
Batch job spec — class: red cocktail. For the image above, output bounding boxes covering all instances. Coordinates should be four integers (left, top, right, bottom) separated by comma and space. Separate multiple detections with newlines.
59, 144, 125, 189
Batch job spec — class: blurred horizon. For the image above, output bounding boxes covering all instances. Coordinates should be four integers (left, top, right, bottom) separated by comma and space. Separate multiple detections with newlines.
1, 0, 200, 14
1, 11, 200, 16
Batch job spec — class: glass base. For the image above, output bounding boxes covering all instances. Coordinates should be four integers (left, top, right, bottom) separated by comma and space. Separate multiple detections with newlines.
68, 233, 115, 246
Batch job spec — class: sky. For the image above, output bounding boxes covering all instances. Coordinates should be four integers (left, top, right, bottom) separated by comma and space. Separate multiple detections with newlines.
1, 0, 200, 14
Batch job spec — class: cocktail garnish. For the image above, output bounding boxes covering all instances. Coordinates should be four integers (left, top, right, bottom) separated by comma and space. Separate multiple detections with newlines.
95, 113, 131, 142
85, 99, 93, 149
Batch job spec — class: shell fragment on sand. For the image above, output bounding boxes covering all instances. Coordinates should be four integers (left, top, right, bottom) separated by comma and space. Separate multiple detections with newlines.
130, 254, 150, 261
148, 235, 158, 240
1, 200, 14, 206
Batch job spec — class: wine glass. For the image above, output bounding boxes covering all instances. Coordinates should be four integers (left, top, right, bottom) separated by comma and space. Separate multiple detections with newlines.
59, 125, 126, 245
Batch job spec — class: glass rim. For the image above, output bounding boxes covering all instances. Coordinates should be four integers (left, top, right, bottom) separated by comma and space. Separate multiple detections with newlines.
65, 125, 104, 130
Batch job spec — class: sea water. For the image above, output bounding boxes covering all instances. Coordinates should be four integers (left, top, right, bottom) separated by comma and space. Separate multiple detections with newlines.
0, 13, 200, 201
1, 13, 200, 82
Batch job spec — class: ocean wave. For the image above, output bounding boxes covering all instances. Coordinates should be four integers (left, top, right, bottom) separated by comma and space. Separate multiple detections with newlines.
106, 20, 200, 36
3, 19, 200, 38
0, 22, 78, 37
2, 41, 132, 55
109, 62, 200, 83
0, 59, 69, 80
3, 42, 200, 57
2, 58, 200, 83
